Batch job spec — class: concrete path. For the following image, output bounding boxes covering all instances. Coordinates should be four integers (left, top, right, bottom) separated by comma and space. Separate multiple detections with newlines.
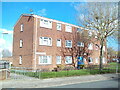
1, 73, 119, 88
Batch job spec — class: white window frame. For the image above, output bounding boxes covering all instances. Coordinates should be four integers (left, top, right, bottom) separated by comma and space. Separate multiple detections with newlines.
20, 24, 24, 32
40, 19, 52, 29
57, 23, 61, 30
88, 43, 93, 50
65, 25, 72, 32
95, 57, 99, 63
65, 40, 72, 48
57, 39, 61, 47
20, 39, 23, 48
65, 56, 72, 64
88, 31, 92, 36
103, 46, 105, 51
102, 57, 106, 64
39, 56, 52, 64
77, 42, 84, 47
88, 57, 93, 63
39, 37, 52, 46
19, 56, 22, 65
56, 56, 61, 64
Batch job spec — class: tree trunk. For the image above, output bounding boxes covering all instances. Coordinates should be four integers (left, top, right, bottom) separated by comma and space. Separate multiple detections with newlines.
99, 40, 104, 73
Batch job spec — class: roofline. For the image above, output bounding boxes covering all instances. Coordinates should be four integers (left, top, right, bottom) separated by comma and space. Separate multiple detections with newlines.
13, 14, 97, 32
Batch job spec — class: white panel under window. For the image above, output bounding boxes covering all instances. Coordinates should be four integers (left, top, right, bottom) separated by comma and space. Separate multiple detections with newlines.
20, 40, 23, 48
65, 40, 72, 48
65, 56, 72, 64
56, 56, 61, 64
57, 39, 61, 47
40, 19, 52, 29
65, 25, 72, 32
39, 56, 52, 64
19, 56, 22, 64
94, 31, 97, 38
39, 37, 52, 46
88, 43, 93, 50
20, 24, 24, 32
77, 42, 84, 47
57, 23, 61, 30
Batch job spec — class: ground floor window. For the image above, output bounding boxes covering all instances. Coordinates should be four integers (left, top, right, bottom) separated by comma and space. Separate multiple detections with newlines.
88, 57, 93, 63
65, 56, 72, 64
39, 56, 52, 64
56, 56, 61, 64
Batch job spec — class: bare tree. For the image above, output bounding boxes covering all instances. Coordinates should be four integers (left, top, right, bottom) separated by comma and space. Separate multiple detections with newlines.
59, 29, 94, 67
75, 2, 118, 71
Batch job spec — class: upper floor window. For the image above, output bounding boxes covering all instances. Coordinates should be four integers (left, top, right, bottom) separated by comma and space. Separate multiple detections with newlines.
19, 55, 22, 65
77, 42, 84, 47
57, 23, 61, 30
88, 31, 92, 36
77, 28, 82, 31
20, 24, 24, 32
65, 25, 72, 32
56, 56, 61, 64
95, 44, 99, 50
65, 40, 72, 48
57, 39, 61, 47
39, 37, 52, 46
39, 56, 52, 64
88, 43, 93, 50
94, 31, 98, 38
40, 19, 52, 29
65, 56, 72, 64
20, 39, 23, 48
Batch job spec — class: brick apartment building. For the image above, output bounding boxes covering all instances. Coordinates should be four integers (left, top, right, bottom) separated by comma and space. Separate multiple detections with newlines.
13, 14, 107, 70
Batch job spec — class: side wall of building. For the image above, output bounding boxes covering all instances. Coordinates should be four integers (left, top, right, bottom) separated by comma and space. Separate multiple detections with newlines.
13, 16, 34, 68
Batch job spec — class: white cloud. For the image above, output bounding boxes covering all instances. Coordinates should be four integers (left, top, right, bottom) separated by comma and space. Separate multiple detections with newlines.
0, 28, 13, 34
37, 8, 47, 16
0, 38, 6, 46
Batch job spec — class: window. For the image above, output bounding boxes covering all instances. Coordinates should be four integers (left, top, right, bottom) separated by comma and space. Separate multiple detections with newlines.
20, 24, 24, 32
95, 44, 99, 50
20, 39, 23, 48
88, 31, 92, 36
65, 40, 72, 48
77, 42, 84, 47
94, 31, 97, 38
40, 19, 52, 29
57, 23, 61, 30
65, 25, 72, 32
88, 57, 93, 63
39, 37, 52, 46
56, 56, 61, 64
19, 56, 22, 65
57, 39, 61, 47
95, 58, 99, 63
65, 56, 72, 64
103, 46, 105, 51
77, 28, 82, 31
102, 57, 106, 63
88, 43, 93, 50
39, 56, 52, 64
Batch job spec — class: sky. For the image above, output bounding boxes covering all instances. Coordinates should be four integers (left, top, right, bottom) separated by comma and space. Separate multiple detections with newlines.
0, 2, 118, 55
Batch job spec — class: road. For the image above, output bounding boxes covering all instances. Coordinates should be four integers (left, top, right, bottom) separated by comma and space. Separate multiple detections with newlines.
50, 78, 119, 88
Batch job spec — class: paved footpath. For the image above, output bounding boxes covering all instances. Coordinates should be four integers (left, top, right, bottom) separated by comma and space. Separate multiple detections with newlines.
0, 73, 119, 88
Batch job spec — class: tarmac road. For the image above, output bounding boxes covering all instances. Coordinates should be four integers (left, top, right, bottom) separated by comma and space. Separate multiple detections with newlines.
50, 78, 119, 88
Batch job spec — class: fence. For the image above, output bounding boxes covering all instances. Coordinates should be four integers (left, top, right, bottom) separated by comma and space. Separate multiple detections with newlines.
9, 63, 120, 80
